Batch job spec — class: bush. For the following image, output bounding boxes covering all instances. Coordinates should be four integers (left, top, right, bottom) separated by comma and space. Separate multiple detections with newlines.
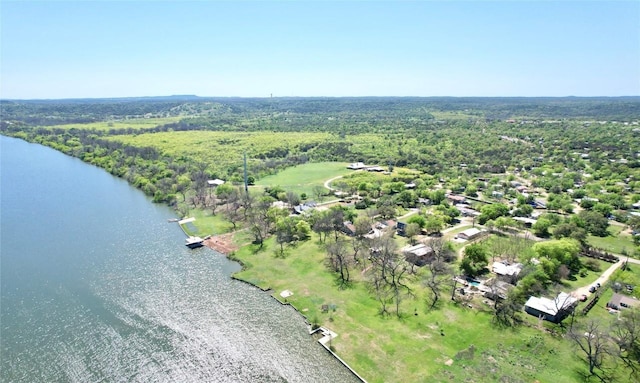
583, 258, 602, 272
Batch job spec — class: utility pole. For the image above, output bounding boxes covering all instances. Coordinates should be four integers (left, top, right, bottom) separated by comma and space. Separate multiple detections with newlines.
243, 152, 249, 194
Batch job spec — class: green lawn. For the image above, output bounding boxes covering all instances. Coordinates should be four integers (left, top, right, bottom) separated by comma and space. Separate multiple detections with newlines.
254, 162, 353, 197
181, 208, 234, 236
561, 258, 615, 291
587, 224, 636, 255
230, 233, 610, 383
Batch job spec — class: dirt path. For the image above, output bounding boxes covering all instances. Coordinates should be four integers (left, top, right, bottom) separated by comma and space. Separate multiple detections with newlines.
323, 175, 343, 191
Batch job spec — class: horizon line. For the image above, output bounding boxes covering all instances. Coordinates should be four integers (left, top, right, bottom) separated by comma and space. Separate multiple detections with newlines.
3, 94, 640, 102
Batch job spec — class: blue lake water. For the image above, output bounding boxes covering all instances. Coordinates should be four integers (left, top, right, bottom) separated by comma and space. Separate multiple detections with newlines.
0, 136, 359, 382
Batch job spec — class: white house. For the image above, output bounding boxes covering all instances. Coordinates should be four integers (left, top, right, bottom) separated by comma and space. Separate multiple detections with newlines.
524, 292, 577, 323
457, 228, 484, 241
207, 179, 225, 187
492, 261, 523, 277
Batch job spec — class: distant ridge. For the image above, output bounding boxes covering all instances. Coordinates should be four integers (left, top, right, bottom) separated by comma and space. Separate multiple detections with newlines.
1, 95, 639, 103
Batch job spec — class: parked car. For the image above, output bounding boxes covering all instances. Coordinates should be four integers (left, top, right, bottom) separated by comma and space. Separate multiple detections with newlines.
580, 294, 588, 302
589, 286, 596, 293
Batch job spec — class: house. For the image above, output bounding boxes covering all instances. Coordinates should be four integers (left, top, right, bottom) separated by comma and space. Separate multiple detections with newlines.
401, 244, 435, 266
492, 191, 504, 199
365, 166, 385, 172
515, 185, 528, 193
530, 200, 547, 209
484, 280, 514, 301
375, 220, 396, 231
396, 221, 407, 236
364, 228, 384, 239
342, 221, 356, 236
492, 261, 523, 278
607, 293, 640, 310
207, 179, 225, 187
524, 292, 577, 323
513, 217, 537, 228
293, 201, 317, 215
447, 194, 467, 204
347, 162, 366, 170
457, 228, 484, 241
457, 205, 481, 217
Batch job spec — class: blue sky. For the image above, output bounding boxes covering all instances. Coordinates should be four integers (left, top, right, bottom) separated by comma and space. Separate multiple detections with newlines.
1, 1, 639, 99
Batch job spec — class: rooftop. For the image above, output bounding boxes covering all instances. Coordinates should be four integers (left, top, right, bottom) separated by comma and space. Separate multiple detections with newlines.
525, 292, 577, 316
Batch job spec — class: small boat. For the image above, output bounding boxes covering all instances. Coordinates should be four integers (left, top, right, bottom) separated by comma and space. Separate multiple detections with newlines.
167, 218, 179, 223
185, 236, 204, 249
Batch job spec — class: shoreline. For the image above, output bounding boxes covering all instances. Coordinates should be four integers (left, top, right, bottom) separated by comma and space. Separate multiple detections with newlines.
204, 232, 367, 383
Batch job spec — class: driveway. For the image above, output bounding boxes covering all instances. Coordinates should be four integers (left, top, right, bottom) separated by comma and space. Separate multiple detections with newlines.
572, 256, 640, 298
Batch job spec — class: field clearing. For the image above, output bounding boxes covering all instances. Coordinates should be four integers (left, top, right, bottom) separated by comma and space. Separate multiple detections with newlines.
587, 224, 635, 255
254, 162, 352, 196
49, 117, 182, 131
106, 130, 334, 171
230, 234, 596, 383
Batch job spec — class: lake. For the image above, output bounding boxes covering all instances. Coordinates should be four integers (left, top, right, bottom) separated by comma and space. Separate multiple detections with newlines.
0, 136, 359, 382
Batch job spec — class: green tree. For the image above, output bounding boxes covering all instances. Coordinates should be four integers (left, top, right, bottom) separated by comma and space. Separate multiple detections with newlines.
577, 210, 610, 237
532, 218, 552, 237
405, 223, 421, 245
460, 244, 488, 277
478, 203, 510, 225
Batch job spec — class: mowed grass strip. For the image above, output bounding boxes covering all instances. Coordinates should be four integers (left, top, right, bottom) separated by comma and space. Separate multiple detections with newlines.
254, 162, 352, 196
230, 233, 592, 383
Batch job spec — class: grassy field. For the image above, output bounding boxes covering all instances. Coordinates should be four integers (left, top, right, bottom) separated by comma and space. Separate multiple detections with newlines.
253, 162, 353, 196
561, 258, 615, 291
180, 208, 234, 236
107, 130, 334, 173
230, 233, 606, 383
50, 117, 182, 131
587, 224, 636, 255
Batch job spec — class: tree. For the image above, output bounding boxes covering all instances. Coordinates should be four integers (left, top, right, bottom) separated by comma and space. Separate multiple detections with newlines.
247, 196, 277, 247
577, 210, 610, 237
222, 187, 243, 230
423, 239, 454, 310
312, 184, 327, 202
326, 237, 351, 288
424, 214, 445, 234
532, 218, 552, 237
553, 222, 587, 245
275, 216, 298, 257
532, 238, 581, 280
295, 220, 312, 241
407, 214, 426, 228
405, 223, 421, 245
568, 319, 612, 380
285, 191, 301, 208
478, 203, 510, 225
367, 235, 412, 317
311, 210, 333, 243
460, 244, 488, 277
611, 308, 640, 381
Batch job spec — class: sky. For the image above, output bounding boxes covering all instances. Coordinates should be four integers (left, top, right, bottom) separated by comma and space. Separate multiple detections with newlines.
1, 1, 639, 99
